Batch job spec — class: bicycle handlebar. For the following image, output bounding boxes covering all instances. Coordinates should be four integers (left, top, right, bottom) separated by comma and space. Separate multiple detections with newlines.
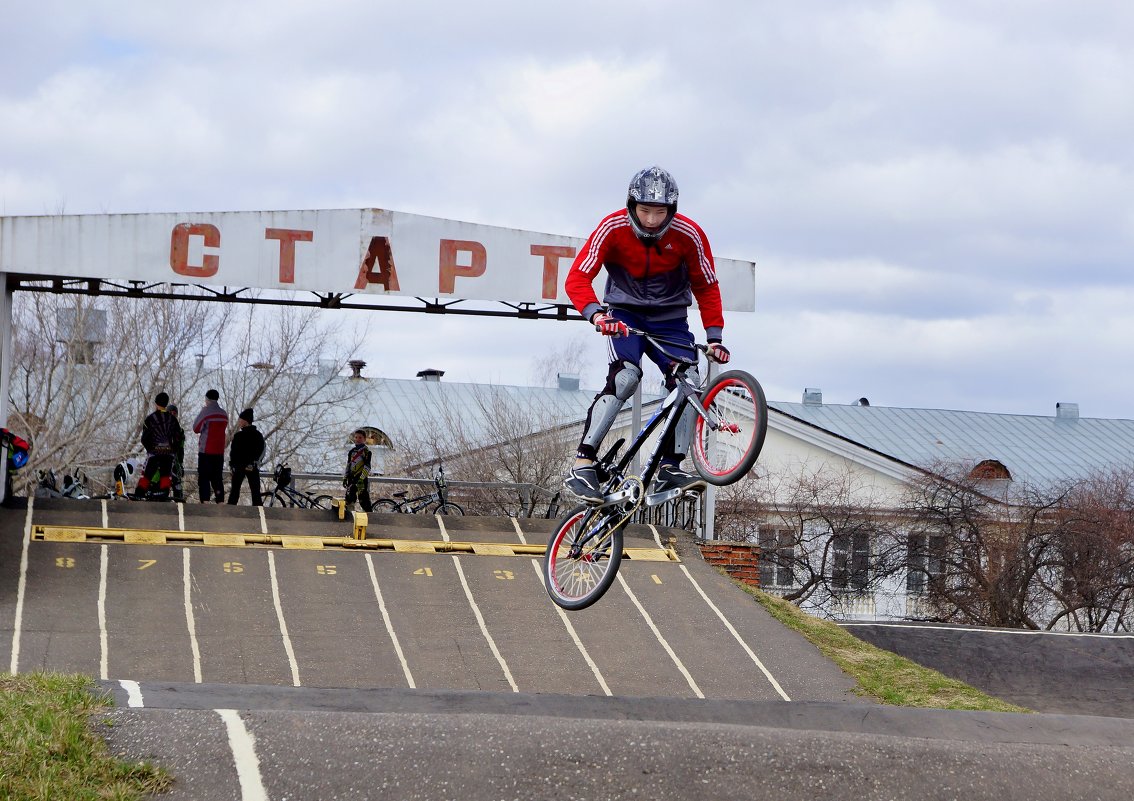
621, 326, 707, 366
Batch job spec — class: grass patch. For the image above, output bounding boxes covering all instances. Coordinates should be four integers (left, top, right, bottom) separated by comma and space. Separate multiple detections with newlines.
739, 585, 1031, 713
0, 672, 172, 801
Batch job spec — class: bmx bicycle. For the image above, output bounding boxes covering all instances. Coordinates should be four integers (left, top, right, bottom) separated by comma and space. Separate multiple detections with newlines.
543, 329, 767, 611
373, 463, 465, 515
264, 464, 335, 510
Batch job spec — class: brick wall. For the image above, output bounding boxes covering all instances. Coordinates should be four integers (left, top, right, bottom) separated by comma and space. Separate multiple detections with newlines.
698, 541, 761, 587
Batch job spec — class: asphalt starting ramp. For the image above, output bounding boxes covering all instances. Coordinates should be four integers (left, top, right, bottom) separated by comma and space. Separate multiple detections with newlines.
0, 497, 860, 704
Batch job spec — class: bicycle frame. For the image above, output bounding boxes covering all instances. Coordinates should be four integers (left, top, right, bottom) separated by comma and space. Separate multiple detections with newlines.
592, 329, 720, 509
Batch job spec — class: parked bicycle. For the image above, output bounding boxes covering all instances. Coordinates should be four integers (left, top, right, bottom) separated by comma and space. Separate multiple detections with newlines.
264, 464, 334, 510
374, 463, 465, 515
543, 328, 767, 611
34, 468, 91, 500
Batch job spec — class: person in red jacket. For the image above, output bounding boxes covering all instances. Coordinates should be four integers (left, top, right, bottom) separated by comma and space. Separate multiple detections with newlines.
193, 388, 229, 503
563, 166, 731, 502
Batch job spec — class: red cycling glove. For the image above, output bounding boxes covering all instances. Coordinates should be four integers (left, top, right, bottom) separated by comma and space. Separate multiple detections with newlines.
707, 342, 731, 364
592, 312, 629, 338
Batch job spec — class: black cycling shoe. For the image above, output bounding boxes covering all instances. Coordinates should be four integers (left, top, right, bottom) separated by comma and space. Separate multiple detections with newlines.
565, 464, 603, 503
652, 463, 707, 494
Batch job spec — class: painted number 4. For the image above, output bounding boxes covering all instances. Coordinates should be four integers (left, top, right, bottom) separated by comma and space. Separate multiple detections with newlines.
414, 567, 433, 577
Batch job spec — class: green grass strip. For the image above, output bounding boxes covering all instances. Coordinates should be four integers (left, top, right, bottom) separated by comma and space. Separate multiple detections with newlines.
0, 672, 172, 801
739, 585, 1031, 713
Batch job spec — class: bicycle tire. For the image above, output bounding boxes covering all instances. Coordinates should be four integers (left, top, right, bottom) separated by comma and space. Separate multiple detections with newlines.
433, 502, 465, 516
691, 369, 768, 486
308, 494, 334, 510
372, 498, 400, 513
543, 504, 624, 611
265, 490, 290, 508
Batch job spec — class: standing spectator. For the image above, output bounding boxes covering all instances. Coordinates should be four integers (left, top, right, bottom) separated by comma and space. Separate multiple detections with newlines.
227, 408, 265, 506
193, 388, 228, 503
135, 392, 183, 501
343, 428, 373, 512
167, 403, 186, 502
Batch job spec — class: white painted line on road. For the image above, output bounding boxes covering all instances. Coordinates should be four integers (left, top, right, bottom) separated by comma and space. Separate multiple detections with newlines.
182, 548, 203, 682
9, 496, 34, 674
365, 553, 416, 689
452, 554, 518, 692
530, 559, 611, 696
648, 523, 664, 550
101, 499, 109, 529
679, 564, 791, 701
839, 622, 1134, 639
99, 545, 109, 681
267, 550, 301, 686
258, 506, 268, 535
216, 709, 270, 801
617, 572, 704, 699
510, 517, 528, 545
178, 503, 185, 532
119, 679, 144, 708
435, 515, 451, 542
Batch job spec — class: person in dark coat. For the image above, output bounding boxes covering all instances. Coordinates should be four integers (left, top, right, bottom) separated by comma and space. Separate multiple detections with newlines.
135, 392, 184, 501
227, 408, 266, 506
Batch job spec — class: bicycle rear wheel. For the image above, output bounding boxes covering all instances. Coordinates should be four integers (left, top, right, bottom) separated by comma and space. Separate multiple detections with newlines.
433, 502, 464, 516
543, 505, 623, 611
308, 494, 334, 510
691, 369, 768, 485
372, 498, 400, 512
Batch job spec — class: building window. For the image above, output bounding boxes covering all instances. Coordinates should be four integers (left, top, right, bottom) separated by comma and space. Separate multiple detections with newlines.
907, 532, 945, 594
758, 528, 795, 588
832, 529, 870, 591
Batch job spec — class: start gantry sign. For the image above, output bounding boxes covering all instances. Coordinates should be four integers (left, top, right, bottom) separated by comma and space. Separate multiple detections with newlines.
0, 208, 756, 312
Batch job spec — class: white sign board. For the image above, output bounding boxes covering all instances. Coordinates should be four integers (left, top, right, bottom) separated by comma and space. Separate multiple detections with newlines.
0, 209, 755, 312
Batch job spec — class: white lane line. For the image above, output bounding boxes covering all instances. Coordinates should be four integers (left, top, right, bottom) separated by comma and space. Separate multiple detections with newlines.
435, 515, 451, 542
648, 523, 664, 550
529, 559, 611, 696
178, 502, 185, 531
258, 506, 268, 535
216, 709, 270, 801
9, 496, 34, 674
509, 517, 528, 545
119, 679, 144, 708
99, 544, 109, 680
183, 548, 203, 683
452, 555, 518, 692
838, 622, 1134, 639
365, 553, 416, 688
266, 550, 301, 687
679, 564, 791, 701
101, 498, 109, 529
617, 572, 704, 698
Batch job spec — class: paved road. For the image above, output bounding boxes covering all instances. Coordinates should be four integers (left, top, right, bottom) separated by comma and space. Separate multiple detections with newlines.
5, 497, 1134, 799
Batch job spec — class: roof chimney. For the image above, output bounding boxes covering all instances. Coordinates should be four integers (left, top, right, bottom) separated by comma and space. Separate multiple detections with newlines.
803, 388, 823, 406
557, 373, 581, 391
417, 368, 445, 382
348, 359, 366, 379
1056, 402, 1079, 420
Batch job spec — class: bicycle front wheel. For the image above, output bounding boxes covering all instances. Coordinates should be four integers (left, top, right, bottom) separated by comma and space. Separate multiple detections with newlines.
434, 503, 464, 516
691, 369, 768, 485
543, 505, 623, 611
265, 491, 289, 508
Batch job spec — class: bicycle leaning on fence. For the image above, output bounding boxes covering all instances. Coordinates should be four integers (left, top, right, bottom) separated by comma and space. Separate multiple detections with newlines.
373, 463, 465, 516
543, 327, 768, 611
264, 464, 334, 510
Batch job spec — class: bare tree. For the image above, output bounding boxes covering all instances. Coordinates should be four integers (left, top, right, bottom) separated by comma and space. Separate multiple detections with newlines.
6, 289, 368, 495
1043, 467, 1134, 632
897, 461, 1066, 629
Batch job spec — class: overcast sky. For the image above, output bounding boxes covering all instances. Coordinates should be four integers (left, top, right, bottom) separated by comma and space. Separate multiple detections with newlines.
3, 1, 1133, 418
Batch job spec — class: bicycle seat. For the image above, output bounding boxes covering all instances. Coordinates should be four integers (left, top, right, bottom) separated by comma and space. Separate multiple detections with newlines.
392, 491, 407, 498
